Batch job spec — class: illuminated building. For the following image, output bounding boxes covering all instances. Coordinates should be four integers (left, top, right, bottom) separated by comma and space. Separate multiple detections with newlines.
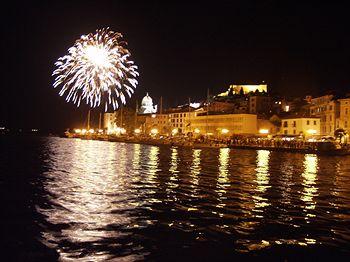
143, 105, 259, 137
208, 101, 236, 112
139, 93, 157, 114
144, 113, 171, 135
309, 95, 339, 136
257, 119, 278, 135
272, 99, 287, 113
214, 84, 273, 115
168, 111, 194, 134
249, 96, 272, 114
337, 98, 350, 135
103, 112, 117, 132
217, 84, 268, 96
280, 117, 320, 137
190, 113, 257, 136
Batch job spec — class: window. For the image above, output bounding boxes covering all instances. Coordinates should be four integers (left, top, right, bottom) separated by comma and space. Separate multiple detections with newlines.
284, 130, 288, 135
329, 105, 333, 111
283, 121, 288, 127
293, 121, 296, 127
330, 115, 332, 121
345, 121, 348, 128
314, 120, 316, 125
307, 120, 310, 125
293, 130, 296, 134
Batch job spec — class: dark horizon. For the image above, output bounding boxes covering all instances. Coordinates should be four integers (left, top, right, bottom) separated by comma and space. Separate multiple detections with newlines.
2, 1, 350, 130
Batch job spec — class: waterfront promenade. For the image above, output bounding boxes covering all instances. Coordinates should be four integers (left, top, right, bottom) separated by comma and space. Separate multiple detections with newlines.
64, 132, 350, 155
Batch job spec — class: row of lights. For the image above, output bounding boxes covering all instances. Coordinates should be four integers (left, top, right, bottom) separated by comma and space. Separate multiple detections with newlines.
107, 127, 126, 135
75, 127, 317, 136
146, 128, 232, 136
75, 129, 104, 134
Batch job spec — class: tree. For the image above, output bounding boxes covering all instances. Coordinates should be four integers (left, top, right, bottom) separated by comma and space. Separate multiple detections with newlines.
269, 114, 281, 127
334, 128, 347, 142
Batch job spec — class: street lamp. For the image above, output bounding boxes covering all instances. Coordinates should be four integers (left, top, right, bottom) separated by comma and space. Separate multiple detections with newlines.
221, 128, 229, 134
259, 129, 269, 134
150, 128, 158, 135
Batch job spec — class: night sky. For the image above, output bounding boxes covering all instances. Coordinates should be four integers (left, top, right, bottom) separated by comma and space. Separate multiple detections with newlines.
3, 1, 350, 131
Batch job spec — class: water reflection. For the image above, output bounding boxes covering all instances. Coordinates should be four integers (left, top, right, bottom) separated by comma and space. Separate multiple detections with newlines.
235, 150, 271, 251
279, 157, 294, 205
168, 147, 179, 189
39, 140, 145, 261
253, 150, 271, 213
132, 143, 141, 170
330, 159, 350, 216
27, 138, 350, 260
146, 146, 159, 183
216, 148, 230, 203
301, 154, 319, 218
190, 149, 201, 196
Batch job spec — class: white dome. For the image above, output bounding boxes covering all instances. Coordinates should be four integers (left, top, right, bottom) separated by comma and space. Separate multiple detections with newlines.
141, 93, 153, 107
139, 93, 158, 114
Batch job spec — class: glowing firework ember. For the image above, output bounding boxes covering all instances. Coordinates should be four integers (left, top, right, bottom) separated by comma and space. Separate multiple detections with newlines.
53, 28, 139, 111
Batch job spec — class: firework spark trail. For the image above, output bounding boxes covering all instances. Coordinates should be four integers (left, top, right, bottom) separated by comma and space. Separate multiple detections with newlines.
52, 28, 139, 111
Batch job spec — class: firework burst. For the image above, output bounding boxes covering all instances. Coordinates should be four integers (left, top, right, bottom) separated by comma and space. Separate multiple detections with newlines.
53, 28, 139, 111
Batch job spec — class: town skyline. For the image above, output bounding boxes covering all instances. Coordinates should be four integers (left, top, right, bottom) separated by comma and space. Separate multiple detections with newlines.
2, 1, 350, 130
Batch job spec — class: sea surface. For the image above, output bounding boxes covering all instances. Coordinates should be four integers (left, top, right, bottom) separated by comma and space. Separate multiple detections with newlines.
0, 136, 350, 261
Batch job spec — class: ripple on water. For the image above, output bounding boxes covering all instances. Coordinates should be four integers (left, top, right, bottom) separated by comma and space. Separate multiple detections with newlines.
3, 137, 349, 260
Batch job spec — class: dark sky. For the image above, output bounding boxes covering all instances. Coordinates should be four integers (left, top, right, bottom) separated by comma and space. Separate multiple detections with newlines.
2, 1, 350, 130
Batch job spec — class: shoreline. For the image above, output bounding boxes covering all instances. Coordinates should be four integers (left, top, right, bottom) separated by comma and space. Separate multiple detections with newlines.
61, 134, 350, 156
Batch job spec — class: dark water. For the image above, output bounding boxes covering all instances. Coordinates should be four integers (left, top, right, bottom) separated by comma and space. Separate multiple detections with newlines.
1, 136, 350, 261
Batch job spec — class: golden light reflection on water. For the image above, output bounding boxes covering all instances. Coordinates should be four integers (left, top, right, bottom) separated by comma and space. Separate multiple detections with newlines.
253, 150, 271, 213
279, 158, 294, 205
143, 146, 160, 202
39, 139, 144, 261
218, 148, 230, 183
329, 160, 350, 217
132, 143, 141, 170
34, 138, 350, 258
190, 149, 201, 195
168, 147, 179, 189
147, 146, 160, 179
216, 148, 230, 205
235, 150, 271, 251
301, 154, 319, 218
